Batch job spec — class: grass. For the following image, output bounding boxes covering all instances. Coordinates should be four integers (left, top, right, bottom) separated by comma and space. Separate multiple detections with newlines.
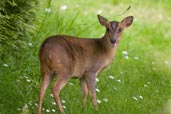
0, 0, 171, 114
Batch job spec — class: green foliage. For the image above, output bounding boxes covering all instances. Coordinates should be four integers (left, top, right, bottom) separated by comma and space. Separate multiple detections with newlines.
0, 0, 38, 60
0, 0, 40, 114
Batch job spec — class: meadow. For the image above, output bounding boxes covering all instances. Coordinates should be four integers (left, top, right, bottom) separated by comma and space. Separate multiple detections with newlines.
0, 0, 171, 114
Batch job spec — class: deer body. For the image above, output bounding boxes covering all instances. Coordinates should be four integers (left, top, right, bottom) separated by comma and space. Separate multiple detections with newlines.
40, 36, 114, 78
38, 15, 133, 114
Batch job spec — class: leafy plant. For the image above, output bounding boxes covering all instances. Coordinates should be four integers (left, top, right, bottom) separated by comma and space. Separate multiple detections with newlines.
0, 0, 38, 61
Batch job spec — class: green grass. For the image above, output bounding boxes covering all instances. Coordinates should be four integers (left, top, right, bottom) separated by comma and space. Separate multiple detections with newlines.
1, 0, 171, 114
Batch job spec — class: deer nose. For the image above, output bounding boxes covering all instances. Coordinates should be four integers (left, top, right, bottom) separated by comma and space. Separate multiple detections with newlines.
110, 38, 116, 44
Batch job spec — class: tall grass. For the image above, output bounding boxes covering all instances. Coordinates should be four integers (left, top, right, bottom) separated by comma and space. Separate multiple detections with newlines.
0, 0, 171, 114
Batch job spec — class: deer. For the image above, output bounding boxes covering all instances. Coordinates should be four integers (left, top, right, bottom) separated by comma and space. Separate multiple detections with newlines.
38, 15, 133, 114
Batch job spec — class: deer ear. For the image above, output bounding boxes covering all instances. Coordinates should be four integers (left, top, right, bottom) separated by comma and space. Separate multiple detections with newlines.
122, 16, 133, 28
97, 15, 110, 27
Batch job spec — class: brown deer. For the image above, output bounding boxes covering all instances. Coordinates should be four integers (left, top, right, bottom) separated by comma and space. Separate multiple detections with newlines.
38, 15, 133, 114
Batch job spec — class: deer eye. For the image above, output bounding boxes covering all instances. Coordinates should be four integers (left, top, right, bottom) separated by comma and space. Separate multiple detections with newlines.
106, 28, 110, 32
118, 28, 122, 32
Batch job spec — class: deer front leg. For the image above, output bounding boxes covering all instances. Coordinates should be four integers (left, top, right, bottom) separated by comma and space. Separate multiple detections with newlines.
85, 72, 97, 108
80, 77, 88, 107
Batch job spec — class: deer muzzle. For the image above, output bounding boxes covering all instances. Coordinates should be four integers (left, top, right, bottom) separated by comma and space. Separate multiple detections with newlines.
110, 38, 116, 47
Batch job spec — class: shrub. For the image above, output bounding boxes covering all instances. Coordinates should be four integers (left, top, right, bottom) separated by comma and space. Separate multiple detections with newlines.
0, 0, 38, 61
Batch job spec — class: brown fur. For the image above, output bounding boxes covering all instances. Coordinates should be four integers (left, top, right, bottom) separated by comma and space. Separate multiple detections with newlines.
38, 15, 133, 114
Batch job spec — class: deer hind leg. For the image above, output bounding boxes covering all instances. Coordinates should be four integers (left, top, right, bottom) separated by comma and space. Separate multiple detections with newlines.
85, 72, 97, 109
80, 77, 88, 107
52, 76, 69, 114
38, 73, 51, 114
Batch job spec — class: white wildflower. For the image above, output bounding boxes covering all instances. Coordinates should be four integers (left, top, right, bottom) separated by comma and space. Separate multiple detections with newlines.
96, 78, 99, 82
26, 79, 31, 83
28, 101, 32, 106
62, 106, 66, 109
139, 95, 143, 99
29, 100, 32, 103
45, 8, 51, 13
35, 103, 38, 107
109, 75, 114, 79
26, 79, 30, 83
122, 51, 128, 55
155, 90, 159, 93
52, 109, 56, 112
50, 93, 54, 98
3, 63, 8, 67
22, 104, 28, 111
113, 87, 118, 91
97, 99, 101, 104
117, 80, 121, 83
16, 80, 20, 82
144, 84, 148, 87
96, 88, 100, 92
62, 100, 66, 104
52, 102, 56, 105
125, 55, 129, 59
69, 82, 74, 86
28, 43, 33, 47
23, 75, 28, 79
46, 109, 50, 113
147, 82, 151, 85
103, 98, 108, 102
122, 51, 129, 59
97, 9, 103, 14
132, 96, 138, 101
134, 56, 139, 60
61, 5, 67, 10
17, 108, 21, 111
165, 60, 169, 64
